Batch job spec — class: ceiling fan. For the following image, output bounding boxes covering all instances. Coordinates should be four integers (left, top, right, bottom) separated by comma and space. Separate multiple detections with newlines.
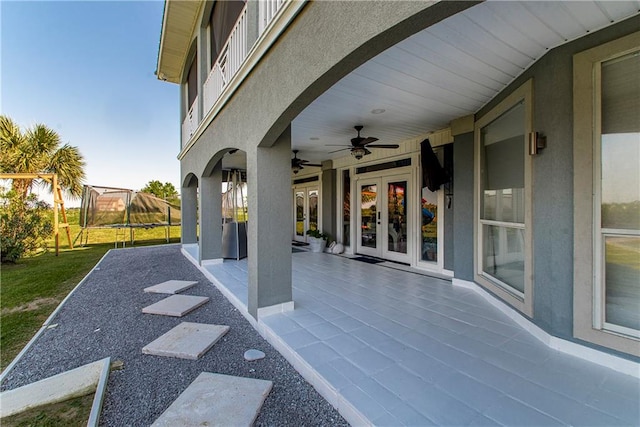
327, 125, 399, 159
291, 150, 322, 174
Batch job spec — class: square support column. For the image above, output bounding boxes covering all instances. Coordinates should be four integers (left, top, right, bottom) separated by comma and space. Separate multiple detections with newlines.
321, 161, 336, 241
199, 167, 223, 264
246, 126, 293, 318
181, 184, 198, 245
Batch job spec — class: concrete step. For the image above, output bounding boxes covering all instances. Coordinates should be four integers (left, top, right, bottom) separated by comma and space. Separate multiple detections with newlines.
152, 372, 272, 426
143, 322, 229, 360
142, 295, 209, 317
143, 280, 198, 294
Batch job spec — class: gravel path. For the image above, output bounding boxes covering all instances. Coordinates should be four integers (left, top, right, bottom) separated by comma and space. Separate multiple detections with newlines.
1, 245, 348, 426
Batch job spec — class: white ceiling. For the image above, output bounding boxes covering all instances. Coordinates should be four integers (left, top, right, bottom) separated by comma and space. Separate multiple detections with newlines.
290, 1, 640, 162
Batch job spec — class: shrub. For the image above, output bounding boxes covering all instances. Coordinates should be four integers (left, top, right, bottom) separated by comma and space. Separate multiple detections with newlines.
306, 228, 330, 240
0, 190, 53, 263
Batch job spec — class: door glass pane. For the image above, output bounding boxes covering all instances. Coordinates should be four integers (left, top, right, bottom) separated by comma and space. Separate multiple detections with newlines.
343, 170, 351, 246
361, 184, 377, 248
295, 191, 304, 237
421, 187, 437, 262
308, 190, 318, 231
482, 225, 525, 294
387, 181, 407, 254
604, 236, 640, 330
480, 102, 525, 224
600, 52, 640, 333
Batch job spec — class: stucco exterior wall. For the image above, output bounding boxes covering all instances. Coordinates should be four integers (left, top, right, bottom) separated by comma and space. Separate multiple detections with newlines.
179, 1, 478, 180
474, 14, 640, 358
452, 132, 475, 281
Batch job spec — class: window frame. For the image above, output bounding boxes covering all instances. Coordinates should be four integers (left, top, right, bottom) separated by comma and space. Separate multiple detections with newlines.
474, 79, 534, 317
573, 31, 640, 356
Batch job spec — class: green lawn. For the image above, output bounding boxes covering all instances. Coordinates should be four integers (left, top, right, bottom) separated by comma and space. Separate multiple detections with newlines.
1, 207, 181, 371
0, 392, 93, 426
1, 245, 111, 371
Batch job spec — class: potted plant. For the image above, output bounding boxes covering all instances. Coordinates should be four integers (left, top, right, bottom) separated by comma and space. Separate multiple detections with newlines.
306, 229, 330, 253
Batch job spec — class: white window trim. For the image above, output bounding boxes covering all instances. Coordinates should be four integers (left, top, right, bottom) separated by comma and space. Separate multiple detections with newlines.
474, 79, 534, 318
573, 31, 640, 356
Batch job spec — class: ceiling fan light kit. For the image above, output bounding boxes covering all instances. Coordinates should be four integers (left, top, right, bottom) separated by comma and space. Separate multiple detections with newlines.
351, 147, 366, 160
324, 125, 399, 160
291, 149, 322, 174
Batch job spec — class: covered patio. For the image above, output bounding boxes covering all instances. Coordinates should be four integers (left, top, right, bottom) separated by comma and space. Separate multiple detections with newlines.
182, 245, 639, 426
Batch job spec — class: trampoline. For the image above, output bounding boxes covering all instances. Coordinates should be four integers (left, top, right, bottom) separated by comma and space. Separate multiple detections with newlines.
76, 185, 181, 247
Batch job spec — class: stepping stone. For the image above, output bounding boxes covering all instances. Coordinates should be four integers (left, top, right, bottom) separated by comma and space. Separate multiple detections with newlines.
152, 372, 272, 427
142, 295, 209, 317
143, 322, 230, 360
244, 349, 265, 361
144, 280, 198, 294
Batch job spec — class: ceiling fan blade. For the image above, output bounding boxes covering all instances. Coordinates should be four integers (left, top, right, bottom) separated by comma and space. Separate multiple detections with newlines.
328, 147, 350, 154
364, 148, 372, 155
366, 144, 399, 149
304, 163, 322, 167
361, 137, 379, 145
299, 159, 322, 167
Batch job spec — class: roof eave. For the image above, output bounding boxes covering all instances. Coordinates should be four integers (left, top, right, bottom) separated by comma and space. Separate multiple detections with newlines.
156, 0, 202, 84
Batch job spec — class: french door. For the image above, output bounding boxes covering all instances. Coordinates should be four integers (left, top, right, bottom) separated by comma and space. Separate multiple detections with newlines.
293, 186, 319, 243
356, 174, 411, 263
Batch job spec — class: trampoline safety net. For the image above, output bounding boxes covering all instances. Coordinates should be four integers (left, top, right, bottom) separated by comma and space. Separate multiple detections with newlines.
79, 185, 181, 228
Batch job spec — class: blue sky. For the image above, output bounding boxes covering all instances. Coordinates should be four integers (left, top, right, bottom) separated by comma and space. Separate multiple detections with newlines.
1, 0, 179, 205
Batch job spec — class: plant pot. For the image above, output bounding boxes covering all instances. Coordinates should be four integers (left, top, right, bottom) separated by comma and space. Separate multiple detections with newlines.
308, 237, 326, 253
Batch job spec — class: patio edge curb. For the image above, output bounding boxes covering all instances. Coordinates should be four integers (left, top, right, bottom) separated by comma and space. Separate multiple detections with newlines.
452, 278, 640, 377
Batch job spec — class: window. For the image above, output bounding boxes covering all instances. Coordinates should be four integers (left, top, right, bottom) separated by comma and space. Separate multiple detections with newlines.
208, 0, 246, 69
574, 32, 640, 356
187, 54, 197, 110
475, 80, 533, 317
600, 52, 640, 337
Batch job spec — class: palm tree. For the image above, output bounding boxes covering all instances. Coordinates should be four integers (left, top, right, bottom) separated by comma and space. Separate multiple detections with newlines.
0, 115, 85, 199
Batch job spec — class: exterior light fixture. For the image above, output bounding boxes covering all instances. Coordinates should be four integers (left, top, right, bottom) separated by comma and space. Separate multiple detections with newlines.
528, 131, 547, 155
351, 147, 366, 160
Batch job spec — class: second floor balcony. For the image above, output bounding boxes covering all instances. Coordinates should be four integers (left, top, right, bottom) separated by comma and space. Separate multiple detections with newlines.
178, 0, 293, 150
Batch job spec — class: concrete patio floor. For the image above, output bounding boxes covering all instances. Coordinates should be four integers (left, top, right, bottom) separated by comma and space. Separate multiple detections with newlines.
182, 245, 640, 426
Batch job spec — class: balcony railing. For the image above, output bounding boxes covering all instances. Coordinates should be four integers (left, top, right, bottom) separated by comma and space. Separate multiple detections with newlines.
203, 7, 248, 116
184, 1, 291, 150
259, 0, 286, 34
181, 97, 199, 149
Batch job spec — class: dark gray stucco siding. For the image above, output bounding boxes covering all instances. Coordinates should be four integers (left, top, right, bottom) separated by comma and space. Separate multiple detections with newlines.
452, 132, 474, 281
528, 46, 575, 340
444, 198, 454, 272
322, 168, 337, 241
443, 145, 455, 272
